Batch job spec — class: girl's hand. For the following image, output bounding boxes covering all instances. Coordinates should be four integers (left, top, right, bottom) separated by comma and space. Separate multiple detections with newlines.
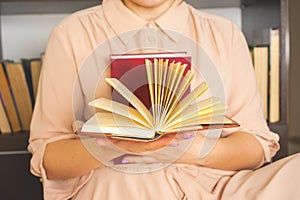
107, 133, 177, 153
94, 131, 199, 165
94, 131, 196, 153
115, 132, 202, 165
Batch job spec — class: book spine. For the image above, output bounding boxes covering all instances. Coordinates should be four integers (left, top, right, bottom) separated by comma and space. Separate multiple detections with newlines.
253, 46, 269, 120
0, 62, 21, 132
5, 62, 33, 131
0, 94, 12, 133
269, 29, 280, 123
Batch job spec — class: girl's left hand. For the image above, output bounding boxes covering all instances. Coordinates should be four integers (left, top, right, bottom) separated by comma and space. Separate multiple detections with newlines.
118, 132, 204, 165
107, 133, 177, 153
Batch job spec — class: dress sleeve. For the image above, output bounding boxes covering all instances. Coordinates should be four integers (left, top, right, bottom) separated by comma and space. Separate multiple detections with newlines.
222, 23, 280, 164
28, 26, 92, 199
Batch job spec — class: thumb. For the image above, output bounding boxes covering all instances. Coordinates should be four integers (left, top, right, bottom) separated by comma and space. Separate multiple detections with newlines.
95, 136, 111, 146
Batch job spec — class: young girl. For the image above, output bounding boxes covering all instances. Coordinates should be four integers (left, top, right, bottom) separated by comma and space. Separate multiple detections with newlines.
28, 0, 300, 199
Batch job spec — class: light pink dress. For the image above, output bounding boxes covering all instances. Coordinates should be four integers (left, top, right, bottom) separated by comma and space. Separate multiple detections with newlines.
28, 0, 300, 199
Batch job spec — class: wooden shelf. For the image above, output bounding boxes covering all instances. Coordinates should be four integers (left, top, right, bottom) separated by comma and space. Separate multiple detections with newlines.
0, 131, 43, 199
0, 131, 29, 152
0, 153, 43, 199
269, 123, 288, 160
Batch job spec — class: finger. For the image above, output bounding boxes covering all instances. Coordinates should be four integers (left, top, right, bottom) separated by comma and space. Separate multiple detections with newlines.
168, 140, 179, 147
176, 131, 196, 140
95, 136, 111, 146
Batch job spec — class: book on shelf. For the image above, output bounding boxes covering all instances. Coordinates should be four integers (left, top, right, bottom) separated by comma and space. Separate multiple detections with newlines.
0, 94, 11, 133
0, 62, 21, 133
253, 46, 269, 120
21, 58, 42, 105
4, 61, 33, 131
79, 53, 239, 141
269, 28, 280, 123
31, 59, 42, 99
0, 55, 43, 134
250, 28, 281, 123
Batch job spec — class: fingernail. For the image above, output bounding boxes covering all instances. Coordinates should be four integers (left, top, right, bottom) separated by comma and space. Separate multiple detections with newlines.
122, 159, 129, 164
183, 135, 194, 139
169, 142, 179, 147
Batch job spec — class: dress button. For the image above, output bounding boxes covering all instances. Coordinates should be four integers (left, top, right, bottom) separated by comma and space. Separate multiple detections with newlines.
147, 36, 155, 43
147, 23, 155, 28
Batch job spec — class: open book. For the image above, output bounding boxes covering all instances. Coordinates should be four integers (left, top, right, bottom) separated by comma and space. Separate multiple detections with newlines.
80, 58, 239, 141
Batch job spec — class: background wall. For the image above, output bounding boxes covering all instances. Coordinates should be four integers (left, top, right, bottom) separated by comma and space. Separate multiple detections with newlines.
0, 7, 241, 62
200, 7, 242, 29
1, 14, 67, 61
288, 0, 300, 138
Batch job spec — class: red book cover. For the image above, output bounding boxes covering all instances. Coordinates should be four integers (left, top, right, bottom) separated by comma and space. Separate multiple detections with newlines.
110, 52, 191, 110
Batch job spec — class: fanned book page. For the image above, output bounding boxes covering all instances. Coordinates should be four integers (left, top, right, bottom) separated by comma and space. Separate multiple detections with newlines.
80, 56, 239, 141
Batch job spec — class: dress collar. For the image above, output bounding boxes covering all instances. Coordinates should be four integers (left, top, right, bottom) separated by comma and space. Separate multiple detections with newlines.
102, 0, 190, 44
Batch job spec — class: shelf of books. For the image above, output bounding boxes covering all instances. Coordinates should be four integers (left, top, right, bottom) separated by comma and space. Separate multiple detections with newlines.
250, 29, 280, 123
244, 0, 289, 160
0, 59, 42, 152
0, 59, 43, 199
